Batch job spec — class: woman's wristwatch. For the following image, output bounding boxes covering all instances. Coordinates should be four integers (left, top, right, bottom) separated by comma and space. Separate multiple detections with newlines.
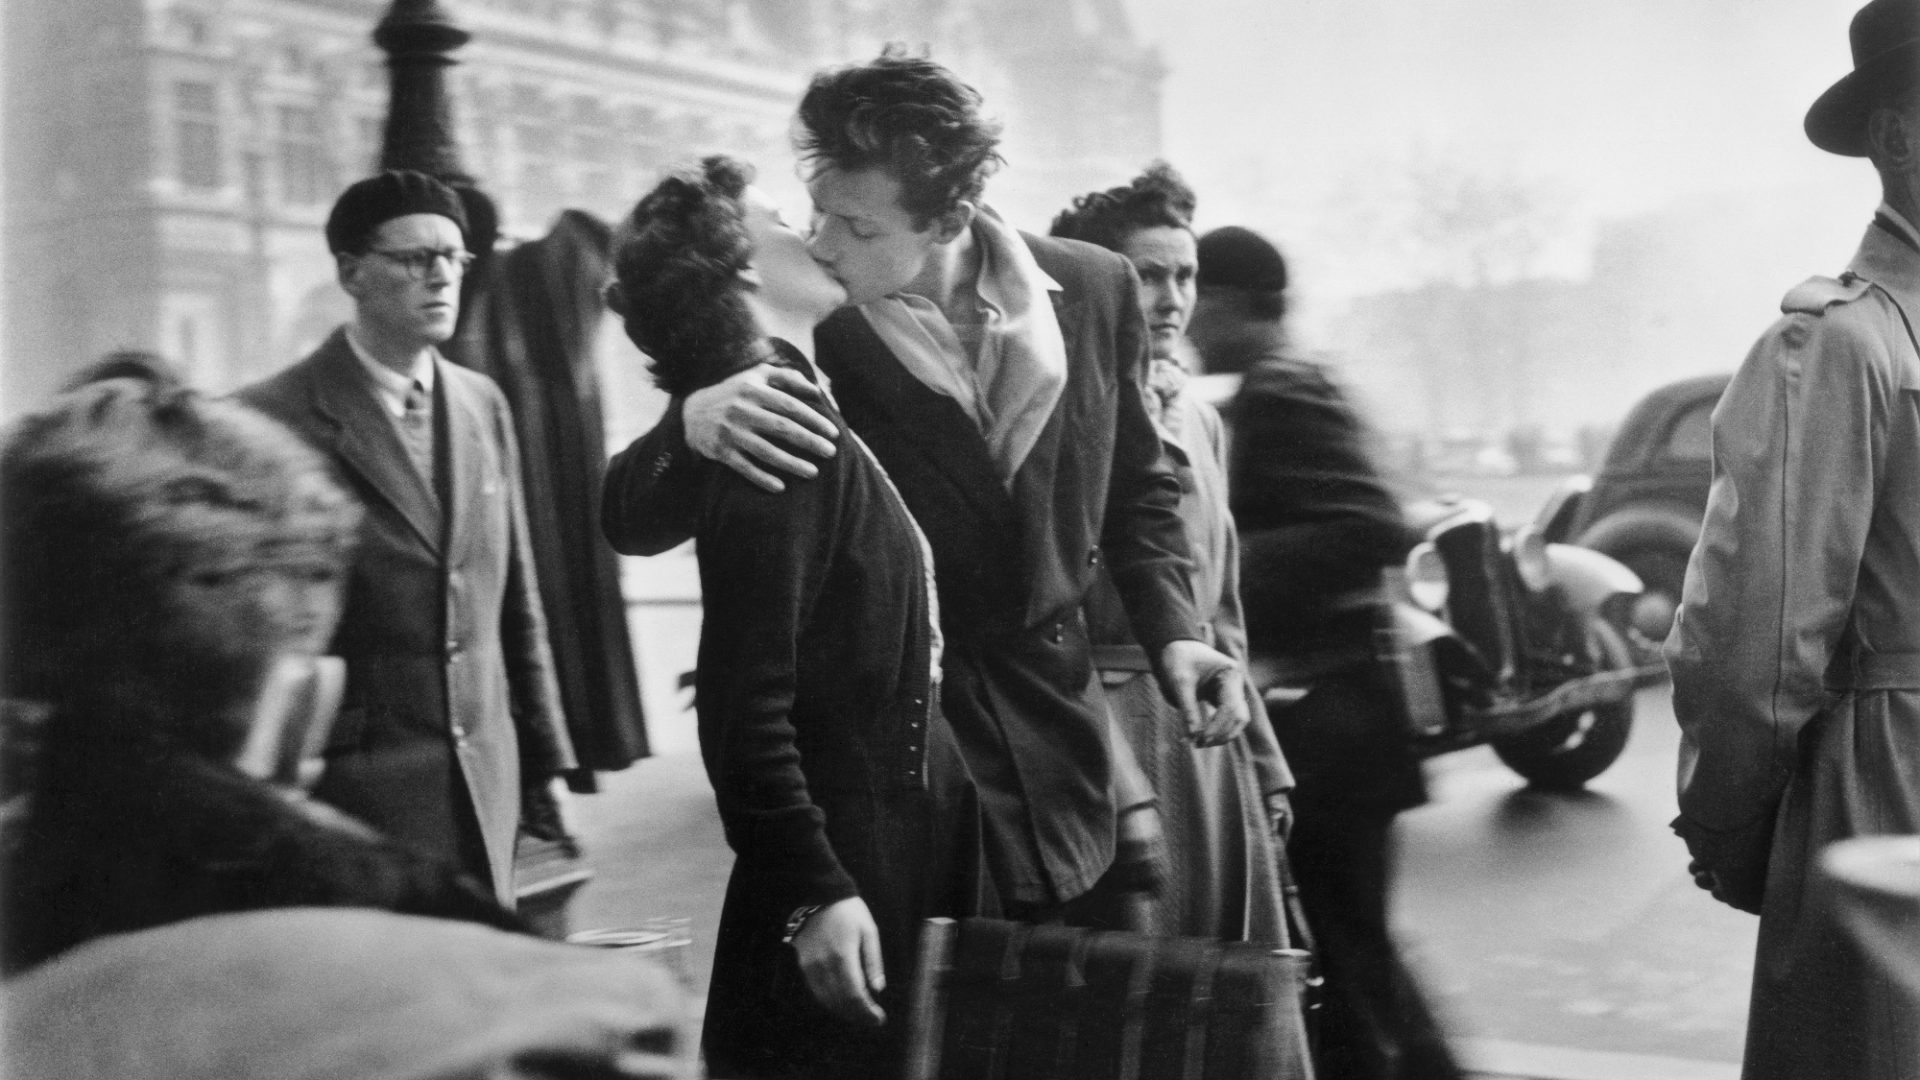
781, 903, 825, 945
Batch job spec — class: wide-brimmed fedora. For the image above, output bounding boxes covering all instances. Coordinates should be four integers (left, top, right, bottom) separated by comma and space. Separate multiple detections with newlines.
1805, 0, 1920, 157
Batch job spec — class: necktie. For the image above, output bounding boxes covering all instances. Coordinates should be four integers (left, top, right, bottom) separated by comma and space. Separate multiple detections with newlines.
399, 379, 436, 488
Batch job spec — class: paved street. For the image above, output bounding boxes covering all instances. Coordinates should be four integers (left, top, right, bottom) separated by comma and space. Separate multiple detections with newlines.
1398, 685, 1751, 1080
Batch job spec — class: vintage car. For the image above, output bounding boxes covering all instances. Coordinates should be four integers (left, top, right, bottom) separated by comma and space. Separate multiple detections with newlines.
1538, 373, 1730, 646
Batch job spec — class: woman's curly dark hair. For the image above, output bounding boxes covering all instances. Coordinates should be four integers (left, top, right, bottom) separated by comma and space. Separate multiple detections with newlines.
1049, 162, 1197, 254
796, 45, 1005, 228
606, 156, 760, 397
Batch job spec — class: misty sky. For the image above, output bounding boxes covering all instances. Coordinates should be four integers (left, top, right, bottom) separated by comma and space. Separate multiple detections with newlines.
1120, 0, 1884, 335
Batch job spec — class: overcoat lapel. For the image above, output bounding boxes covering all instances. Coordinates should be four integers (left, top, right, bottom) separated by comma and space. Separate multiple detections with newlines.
822, 308, 1014, 530
438, 362, 493, 568
306, 332, 444, 553
1007, 291, 1082, 512
1010, 290, 1082, 626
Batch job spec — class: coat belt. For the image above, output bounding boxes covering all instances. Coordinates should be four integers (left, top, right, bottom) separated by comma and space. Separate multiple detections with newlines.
1825, 649, 1920, 691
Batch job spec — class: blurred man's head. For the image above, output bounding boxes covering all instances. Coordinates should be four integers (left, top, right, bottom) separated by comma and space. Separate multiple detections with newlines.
3, 375, 360, 752
796, 47, 1004, 304
608, 156, 846, 396
326, 171, 472, 353
1051, 163, 1199, 363
1186, 225, 1289, 373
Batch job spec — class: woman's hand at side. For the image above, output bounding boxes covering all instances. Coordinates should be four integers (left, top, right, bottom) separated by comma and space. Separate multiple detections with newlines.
792, 896, 887, 1027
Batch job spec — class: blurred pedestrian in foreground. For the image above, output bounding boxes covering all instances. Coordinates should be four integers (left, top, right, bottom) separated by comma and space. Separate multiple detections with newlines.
5, 909, 693, 1080
1, 371, 523, 976
1190, 225, 1460, 1080
240, 171, 578, 907
1666, 2, 1920, 1076
604, 155, 989, 1080
1050, 164, 1297, 944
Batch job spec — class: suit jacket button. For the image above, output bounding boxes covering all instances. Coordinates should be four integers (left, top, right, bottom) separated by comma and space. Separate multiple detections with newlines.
1087, 547, 1099, 566
1051, 623, 1064, 644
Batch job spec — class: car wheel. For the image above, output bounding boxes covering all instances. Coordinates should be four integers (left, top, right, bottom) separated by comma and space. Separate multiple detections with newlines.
1617, 548, 1688, 646
1492, 618, 1636, 791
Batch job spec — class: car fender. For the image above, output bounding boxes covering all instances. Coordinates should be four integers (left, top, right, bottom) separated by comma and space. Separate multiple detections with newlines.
1533, 474, 1591, 543
1575, 503, 1701, 562
1546, 543, 1642, 618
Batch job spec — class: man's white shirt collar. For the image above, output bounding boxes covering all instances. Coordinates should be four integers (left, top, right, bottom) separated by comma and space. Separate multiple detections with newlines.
345, 326, 437, 420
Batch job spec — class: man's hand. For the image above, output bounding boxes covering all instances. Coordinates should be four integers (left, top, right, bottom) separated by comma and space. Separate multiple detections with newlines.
1156, 639, 1251, 748
684, 364, 838, 493
1266, 791, 1294, 845
520, 776, 581, 858
792, 896, 887, 1028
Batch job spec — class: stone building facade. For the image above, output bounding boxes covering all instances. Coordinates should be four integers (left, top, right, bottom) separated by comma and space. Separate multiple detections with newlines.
3, 0, 1164, 405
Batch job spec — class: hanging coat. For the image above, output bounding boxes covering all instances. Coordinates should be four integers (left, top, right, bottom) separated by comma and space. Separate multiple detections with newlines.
462, 211, 649, 772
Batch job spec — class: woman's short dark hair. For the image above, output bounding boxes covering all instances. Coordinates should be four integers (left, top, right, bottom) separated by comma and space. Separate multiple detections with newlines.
795, 45, 1004, 228
2, 376, 360, 733
606, 156, 760, 397
1049, 162, 1196, 253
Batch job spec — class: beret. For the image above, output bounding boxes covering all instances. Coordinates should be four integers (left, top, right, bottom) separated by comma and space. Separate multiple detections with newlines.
325, 170, 469, 254
1196, 225, 1288, 293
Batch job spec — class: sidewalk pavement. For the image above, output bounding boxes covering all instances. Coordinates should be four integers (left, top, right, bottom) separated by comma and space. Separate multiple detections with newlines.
561, 750, 1644, 1080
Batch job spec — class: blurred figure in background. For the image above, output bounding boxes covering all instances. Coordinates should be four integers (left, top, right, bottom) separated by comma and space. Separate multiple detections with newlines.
1050, 163, 1296, 944
1190, 226, 1460, 1079
605, 155, 988, 1080
1, 370, 523, 976
239, 171, 578, 907
1667, 2, 1920, 1077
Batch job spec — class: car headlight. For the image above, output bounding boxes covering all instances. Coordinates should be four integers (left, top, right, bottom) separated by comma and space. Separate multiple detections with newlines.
1512, 525, 1551, 593
1405, 541, 1448, 612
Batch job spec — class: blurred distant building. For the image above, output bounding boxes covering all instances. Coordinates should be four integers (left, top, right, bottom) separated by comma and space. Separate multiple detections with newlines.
3, 0, 1163, 405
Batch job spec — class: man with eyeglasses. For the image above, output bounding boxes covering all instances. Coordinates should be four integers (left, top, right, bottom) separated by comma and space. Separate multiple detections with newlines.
239, 170, 577, 907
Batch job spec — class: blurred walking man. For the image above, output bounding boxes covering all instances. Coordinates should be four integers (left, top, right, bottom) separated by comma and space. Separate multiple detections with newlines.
1189, 225, 1461, 1080
1667, 3, 1920, 1078
241, 171, 577, 906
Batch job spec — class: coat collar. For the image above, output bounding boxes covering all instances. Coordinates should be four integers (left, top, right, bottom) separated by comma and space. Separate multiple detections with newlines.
1854, 213, 1920, 305
302, 328, 444, 553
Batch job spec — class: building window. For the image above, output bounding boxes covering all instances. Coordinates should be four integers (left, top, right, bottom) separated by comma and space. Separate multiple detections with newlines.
277, 105, 328, 205
175, 80, 222, 190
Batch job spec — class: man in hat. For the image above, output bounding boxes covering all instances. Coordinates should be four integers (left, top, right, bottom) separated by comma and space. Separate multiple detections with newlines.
1187, 225, 1460, 1080
1667, 2, 1920, 1076
240, 171, 577, 907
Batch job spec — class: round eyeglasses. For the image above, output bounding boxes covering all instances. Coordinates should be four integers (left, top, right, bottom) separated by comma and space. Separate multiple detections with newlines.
366, 246, 475, 280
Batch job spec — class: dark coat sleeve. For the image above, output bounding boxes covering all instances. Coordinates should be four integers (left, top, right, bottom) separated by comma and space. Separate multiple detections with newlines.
602, 403, 701, 556
1096, 256, 1201, 654
489, 384, 578, 783
1229, 361, 1408, 639
693, 457, 861, 912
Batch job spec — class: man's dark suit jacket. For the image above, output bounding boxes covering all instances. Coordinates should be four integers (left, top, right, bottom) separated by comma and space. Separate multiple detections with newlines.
1225, 348, 1424, 811
604, 232, 1199, 904
241, 328, 576, 903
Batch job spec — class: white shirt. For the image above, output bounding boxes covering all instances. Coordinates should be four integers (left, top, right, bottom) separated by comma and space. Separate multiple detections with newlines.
345, 326, 437, 419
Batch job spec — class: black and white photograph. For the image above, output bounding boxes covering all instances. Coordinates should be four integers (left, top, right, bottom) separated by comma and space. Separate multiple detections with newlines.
3, 1, 1917, 1078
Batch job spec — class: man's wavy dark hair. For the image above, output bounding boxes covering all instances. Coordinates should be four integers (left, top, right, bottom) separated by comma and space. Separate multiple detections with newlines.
1049, 162, 1196, 253
606, 156, 758, 397
795, 45, 1004, 228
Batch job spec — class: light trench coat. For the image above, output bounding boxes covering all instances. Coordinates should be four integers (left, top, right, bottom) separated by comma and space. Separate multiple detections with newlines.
1667, 217, 1920, 1080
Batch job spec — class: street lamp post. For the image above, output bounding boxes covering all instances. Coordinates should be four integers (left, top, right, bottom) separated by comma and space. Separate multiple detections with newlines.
372, 0, 499, 359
